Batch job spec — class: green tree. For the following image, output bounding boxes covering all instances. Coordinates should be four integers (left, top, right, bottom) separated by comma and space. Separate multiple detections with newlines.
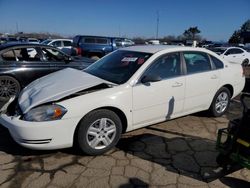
183, 26, 201, 40
228, 19, 250, 44
241, 19, 250, 32
228, 30, 241, 44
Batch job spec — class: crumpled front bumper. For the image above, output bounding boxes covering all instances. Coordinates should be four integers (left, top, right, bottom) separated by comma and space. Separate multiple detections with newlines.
0, 100, 80, 150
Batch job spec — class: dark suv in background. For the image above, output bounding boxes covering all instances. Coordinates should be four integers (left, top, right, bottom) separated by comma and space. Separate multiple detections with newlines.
72, 35, 134, 60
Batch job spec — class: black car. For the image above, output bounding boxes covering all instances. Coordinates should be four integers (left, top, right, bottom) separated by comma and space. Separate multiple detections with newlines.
0, 43, 95, 101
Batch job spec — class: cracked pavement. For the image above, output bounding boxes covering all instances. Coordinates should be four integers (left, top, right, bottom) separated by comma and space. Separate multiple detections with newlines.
0, 100, 250, 188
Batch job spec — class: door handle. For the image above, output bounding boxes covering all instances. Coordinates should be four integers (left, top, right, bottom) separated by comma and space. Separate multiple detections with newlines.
211, 75, 218, 79
172, 82, 183, 87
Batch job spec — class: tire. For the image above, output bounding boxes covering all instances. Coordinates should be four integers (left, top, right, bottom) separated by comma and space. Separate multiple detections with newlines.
209, 87, 231, 117
0, 76, 21, 101
77, 109, 122, 155
90, 56, 100, 60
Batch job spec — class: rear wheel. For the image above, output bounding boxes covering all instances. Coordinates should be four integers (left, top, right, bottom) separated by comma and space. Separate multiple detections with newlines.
77, 109, 122, 155
0, 76, 21, 101
209, 87, 231, 117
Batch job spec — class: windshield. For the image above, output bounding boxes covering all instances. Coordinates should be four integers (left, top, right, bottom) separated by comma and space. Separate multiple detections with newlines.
85, 50, 152, 84
41, 39, 52, 45
210, 48, 226, 55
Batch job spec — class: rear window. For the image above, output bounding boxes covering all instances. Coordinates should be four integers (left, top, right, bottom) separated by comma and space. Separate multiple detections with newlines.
63, 40, 72, 46
80, 37, 110, 44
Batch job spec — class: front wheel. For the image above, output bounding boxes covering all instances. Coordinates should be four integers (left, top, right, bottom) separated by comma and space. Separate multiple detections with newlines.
0, 76, 21, 101
209, 87, 231, 117
77, 109, 122, 155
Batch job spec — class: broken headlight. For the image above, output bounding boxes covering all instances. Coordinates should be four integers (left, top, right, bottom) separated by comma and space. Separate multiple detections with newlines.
23, 104, 67, 122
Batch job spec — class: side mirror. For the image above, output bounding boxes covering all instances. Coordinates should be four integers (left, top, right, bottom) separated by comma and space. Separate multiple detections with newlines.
141, 74, 162, 84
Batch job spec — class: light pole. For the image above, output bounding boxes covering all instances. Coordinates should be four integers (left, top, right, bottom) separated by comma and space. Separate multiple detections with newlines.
156, 10, 159, 39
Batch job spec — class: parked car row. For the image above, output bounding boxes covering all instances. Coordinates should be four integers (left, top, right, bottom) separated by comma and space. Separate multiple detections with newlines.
210, 46, 250, 66
72, 35, 135, 59
0, 45, 245, 155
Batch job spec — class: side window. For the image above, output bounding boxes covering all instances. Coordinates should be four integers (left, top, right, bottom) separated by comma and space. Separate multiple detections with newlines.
183, 52, 211, 74
84, 38, 96, 44
11, 48, 40, 61
225, 49, 233, 55
1, 50, 16, 61
96, 38, 108, 44
143, 53, 181, 80
63, 40, 72, 47
51, 41, 62, 47
41, 48, 65, 62
233, 49, 244, 54
210, 55, 224, 69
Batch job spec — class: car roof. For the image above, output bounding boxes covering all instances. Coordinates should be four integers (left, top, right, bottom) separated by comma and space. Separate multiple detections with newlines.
120, 45, 188, 53
0, 42, 53, 51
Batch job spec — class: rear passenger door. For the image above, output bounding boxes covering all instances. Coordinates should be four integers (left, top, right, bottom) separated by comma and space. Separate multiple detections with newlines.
182, 51, 220, 113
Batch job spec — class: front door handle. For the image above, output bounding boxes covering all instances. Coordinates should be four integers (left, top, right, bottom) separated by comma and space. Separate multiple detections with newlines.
172, 82, 183, 87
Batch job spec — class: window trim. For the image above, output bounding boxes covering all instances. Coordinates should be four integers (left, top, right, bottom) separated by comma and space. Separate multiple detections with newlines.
135, 52, 184, 85
209, 55, 224, 70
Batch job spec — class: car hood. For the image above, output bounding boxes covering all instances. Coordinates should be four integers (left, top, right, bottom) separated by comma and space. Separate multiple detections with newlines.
18, 68, 112, 114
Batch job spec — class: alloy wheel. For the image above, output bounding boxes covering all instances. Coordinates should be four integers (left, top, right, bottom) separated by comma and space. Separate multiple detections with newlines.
215, 91, 229, 114
86, 118, 117, 150
0, 76, 20, 99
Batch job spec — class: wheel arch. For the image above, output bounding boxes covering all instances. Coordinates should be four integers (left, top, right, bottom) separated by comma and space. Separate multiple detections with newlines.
73, 106, 128, 146
222, 84, 234, 98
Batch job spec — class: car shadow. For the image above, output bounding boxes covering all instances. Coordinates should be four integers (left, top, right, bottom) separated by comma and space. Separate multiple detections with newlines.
219, 177, 250, 188
116, 129, 243, 183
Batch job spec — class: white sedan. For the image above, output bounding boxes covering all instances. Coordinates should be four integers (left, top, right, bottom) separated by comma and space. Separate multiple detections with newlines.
211, 46, 250, 65
0, 45, 245, 155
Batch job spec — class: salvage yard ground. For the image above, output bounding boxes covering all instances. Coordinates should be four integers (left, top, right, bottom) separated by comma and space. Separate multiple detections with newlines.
0, 100, 250, 188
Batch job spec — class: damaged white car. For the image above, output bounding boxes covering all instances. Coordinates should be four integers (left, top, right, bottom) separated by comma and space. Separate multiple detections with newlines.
0, 45, 245, 155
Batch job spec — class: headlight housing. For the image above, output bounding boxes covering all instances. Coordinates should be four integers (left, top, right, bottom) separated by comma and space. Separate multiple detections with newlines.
23, 104, 67, 122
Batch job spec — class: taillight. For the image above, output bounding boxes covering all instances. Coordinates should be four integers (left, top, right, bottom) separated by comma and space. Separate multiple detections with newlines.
77, 47, 82, 55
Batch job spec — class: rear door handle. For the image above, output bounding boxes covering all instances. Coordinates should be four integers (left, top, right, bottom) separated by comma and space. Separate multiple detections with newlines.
172, 82, 183, 87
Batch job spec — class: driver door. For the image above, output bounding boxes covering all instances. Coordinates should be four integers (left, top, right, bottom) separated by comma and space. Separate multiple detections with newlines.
132, 52, 185, 128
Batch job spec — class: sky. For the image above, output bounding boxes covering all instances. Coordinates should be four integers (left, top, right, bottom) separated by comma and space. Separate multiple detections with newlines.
0, 0, 249, 42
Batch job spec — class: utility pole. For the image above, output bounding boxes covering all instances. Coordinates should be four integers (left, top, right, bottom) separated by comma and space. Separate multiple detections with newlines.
118, 25, 121, 37
156, 10, 159, 39
16, 22, 19, 33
